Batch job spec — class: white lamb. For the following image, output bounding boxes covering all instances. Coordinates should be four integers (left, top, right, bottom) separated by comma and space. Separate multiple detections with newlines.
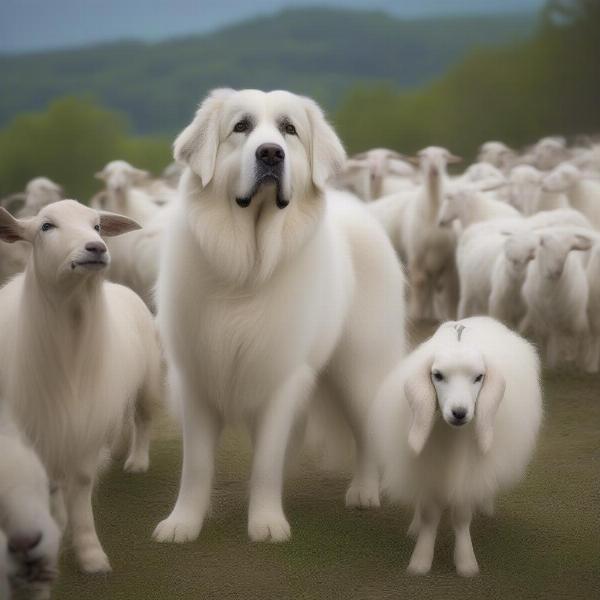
372, 317, 542, 576
1, 177, 63, 218
521, 227, 593, 367
0, 200, 162, 573
489, 231, 539, 328
0, 407, 61, 600
543, 163, 600, 228
477, 141, 516, 172
402, 146, 462, 320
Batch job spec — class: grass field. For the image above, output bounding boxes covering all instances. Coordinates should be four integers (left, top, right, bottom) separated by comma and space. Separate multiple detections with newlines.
45, 324, 600, 600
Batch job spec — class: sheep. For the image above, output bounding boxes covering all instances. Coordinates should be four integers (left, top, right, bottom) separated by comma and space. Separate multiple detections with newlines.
0, 200, 162, 573
529, 136, 569, 171
402, 146, 461, 320
1, 178, 63, 218
477, 141, 516, 172
372, 316, 542, 576
542, 163, 600, 228
0, 408, 61, 600
438, 185, 520, 231
489, 231, 539, 328
334, 148, 416, 201
508, 165, 544, 214
521, 227, 593, 368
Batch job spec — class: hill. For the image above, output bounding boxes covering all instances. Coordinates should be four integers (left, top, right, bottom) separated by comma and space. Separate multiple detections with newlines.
0, 8, 537, 135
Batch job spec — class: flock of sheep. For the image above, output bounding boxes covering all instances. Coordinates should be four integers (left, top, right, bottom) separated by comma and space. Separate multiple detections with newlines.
0, 124, 597, 598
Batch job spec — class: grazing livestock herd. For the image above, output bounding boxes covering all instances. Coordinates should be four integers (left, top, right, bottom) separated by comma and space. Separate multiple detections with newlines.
0, 88, 597, 598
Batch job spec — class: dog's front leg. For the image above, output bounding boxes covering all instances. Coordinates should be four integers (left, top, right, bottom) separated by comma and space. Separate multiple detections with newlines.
248, 365, 316, 542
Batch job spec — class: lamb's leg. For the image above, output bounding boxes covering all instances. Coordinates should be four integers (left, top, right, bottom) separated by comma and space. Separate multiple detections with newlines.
407, 500, 441, 575
407, 504, 421, 537
248, 366, 315, 542
546, 334, 562, 368
409, 268, 432, 320
66, 465, 110, 573
452, 503, 479, 577
124, 384, 158, 474
582, 335, 600, 373
153, 378, 222, 543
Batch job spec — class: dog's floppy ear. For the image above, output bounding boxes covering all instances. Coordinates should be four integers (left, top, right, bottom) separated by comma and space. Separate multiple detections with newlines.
475, 356, 506, 454
404, 353, 436, 455
174, 88, 235, 187
303, 97, 346, 189
99, 211, 142, 237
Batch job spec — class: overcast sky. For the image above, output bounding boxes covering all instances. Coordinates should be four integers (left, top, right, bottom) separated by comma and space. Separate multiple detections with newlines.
0, 0, 545, 54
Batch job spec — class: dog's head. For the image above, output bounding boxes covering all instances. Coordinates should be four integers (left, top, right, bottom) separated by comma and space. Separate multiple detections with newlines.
173, 89, 346, 209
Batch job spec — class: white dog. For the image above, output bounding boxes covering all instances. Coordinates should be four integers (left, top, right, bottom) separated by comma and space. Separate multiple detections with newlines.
153, 89, 406, 544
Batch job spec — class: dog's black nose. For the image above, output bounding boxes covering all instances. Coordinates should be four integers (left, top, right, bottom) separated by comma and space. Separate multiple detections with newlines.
9, 532, 42, 554
85, 241, 107, 255
452, 407, 467, 421
256, 143, 285, 167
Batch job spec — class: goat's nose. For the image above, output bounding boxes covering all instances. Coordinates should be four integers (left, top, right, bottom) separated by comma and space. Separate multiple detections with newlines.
256, 143, 285, 167
452, 407, 467, 421
85, 241, 107, 255
8, 532, 42, 554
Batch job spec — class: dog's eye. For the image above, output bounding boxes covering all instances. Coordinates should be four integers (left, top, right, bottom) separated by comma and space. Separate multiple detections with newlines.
94, 224, 101, 232
284, 123, 297, 136
474, 374, 484, 383
41, 222, 55, 232
432, 371, 444, 382
233, 120, 249, 133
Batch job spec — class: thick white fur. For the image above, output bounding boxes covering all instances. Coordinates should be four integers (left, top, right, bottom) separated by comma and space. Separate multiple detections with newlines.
0, 200, 161, 573
521, 227, 593, 367
402, 146, 461, 320
153, 89, 406, 545
372, 316, 542, 576
0, 407, 61, 600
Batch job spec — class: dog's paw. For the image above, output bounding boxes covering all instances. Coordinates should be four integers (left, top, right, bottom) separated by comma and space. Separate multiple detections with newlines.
152, 514, 202, 544
78, 547, 112, 574
124, 454, 149, 474
248, 510, 291, 543
345, 482, 380, 509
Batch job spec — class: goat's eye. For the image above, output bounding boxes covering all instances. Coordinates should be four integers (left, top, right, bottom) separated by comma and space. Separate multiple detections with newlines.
233, 120, 249, 133
284, 123, 297, 136
94, 224, 101, 232
432, 371, 444, 382
41, 222, 55, 232
474, 374, 484, 383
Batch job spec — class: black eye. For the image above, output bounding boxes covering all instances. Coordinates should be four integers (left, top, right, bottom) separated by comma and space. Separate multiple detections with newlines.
432, 371, 444, 382
474, 374, 484, 383
233, 120, 249, 133
41, 222, 54, 232
284, 123, 297, 135
94, 224, 101, 232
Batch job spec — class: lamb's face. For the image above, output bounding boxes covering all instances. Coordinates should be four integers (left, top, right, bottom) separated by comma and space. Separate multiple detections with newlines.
418, 146, 461, 179
430, 346, 486, 427
437, 188, 465, 227
95, 161, 149, 194
478, 142, 512, 168
32, 201, 110, 282
504, 233, 538, 273
536, 230, 592, 280
534, 138, 567, 170
24, 178, 62, 214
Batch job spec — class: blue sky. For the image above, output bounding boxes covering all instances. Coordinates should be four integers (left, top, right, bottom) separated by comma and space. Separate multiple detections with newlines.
0, 0, 545, 53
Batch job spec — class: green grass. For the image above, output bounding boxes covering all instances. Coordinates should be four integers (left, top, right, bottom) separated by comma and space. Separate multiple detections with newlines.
48, 363, 600, 600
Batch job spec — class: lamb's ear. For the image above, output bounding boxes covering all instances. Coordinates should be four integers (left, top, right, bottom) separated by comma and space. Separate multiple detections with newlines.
99, 212, 142, 237
570, 232, 593, 252
475, 357, 506, 454
94, 168, 107, 181
405, 354, 436, 455
303, 97, 346, 189
445, 152, 463, 164
173, 88, 235, 187
129, 167, 150, 184
0, 207, 30, 243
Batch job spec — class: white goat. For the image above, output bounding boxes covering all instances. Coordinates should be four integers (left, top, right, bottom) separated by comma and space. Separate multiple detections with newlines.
402, 146, 461, 320
367, 190, 411, 264
521, 227, 593, 367
372, 317, 542, 576
489, 231, 538, 328
0, 407, 61, 600
0, 200, 162, 573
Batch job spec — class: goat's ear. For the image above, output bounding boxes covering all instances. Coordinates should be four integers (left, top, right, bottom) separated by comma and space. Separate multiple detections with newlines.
303, 97, 346, 189
405, 354, 436, 455
173, 88, 234, 187
475, 356, 506, 454
98, 212, 141, 237
0, 207, 31, 243
388, 158, 414, 176
571, 233, 593, 252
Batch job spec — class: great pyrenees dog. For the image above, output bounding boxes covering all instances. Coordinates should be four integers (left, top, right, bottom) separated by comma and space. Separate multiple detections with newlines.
153, 89, 406, 544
